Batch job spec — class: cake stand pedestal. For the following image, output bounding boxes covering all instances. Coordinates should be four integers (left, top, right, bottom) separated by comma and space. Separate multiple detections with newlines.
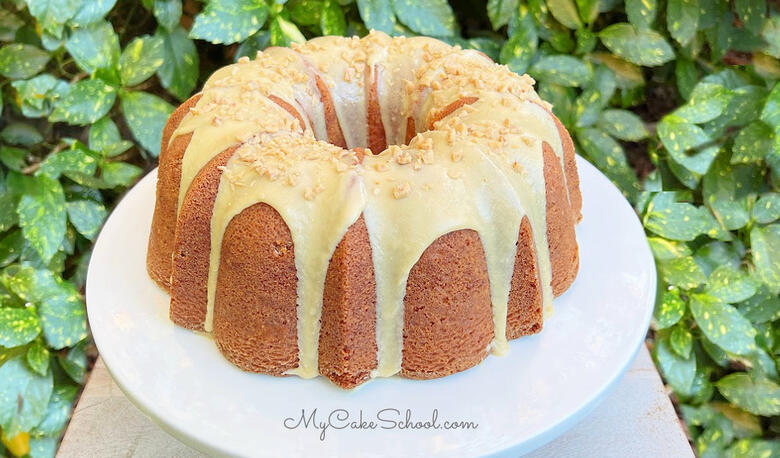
57, 344, 692, 457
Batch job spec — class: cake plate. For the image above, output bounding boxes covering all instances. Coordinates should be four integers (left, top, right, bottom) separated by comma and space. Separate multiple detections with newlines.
86, 156, 656, 457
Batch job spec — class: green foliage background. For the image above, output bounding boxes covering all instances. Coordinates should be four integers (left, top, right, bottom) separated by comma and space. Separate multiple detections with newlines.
0, 0, 779, 455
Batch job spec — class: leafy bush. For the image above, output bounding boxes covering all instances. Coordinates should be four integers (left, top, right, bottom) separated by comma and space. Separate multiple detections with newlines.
0, 0, 778, 456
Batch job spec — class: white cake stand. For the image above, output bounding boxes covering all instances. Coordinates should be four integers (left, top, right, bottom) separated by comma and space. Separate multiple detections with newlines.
86, 156, 655, 457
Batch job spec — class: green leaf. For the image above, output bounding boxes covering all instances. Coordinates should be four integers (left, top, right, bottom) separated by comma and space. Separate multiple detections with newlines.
546, 0, 582, 29
157, 26, 199, 102
189, 0, 269, 45
690, 294, 757, 356
576, 128, 640, 201
0, 146, 27, 172
11, 74, 69, 119
654, 288, 686, 329
538, 83, 576, 126
58, 340, 87, 383
71, 0, 118, 26
667, 0, 698, 46
0, 123, 43, 147
357, 0, 395, 34
236, 31, 270, 61
320, 0, 346, 36
0, 230, 24, 268
739, 288, 780, 324
487, 0, 518, 30
66, 200, 107, 240
719, 85, 767, 129
695, 240, 743, 275
653, 332, 696, 394
3, 266, 88, 349
753, 193, 780, 224
711, 402, 762, 439
716, 373, 780, 416
119, 35, 164, 86
29, 436, 58, 458
659, 255, 707, 289
648, 237, 692, 261
153, 0, 182, 30
762, 16, 780, 59
574, 66, 616, 127
702, 159, 759, 231
0, 44, 49, 79
49, 79, 117, 126
726, 439, 780, 458
675, 82, 733, 124
574, 27, 596, 53
391, 0, 456, 37
32, 384, 77, 437
675, 57, 697, 100
0, 307, 40, 348
268, 15, 306, 47
88, 117, 133, 158
120, 91, 175, 157
644, 192, 717, 241
598, 23, 674, 67
0, 9, 24, 41
529, 55, 591, 87
26, 341, 49, 377
288, 0, 324, 26
101, 162, 143, 188
500, 9, 537, 74
706, 265, 758, 304
575, 0, 599, 25
751, 224, 780, 294
0, 190, 18, 233
38, 144, 99, 180
625, 0, 657, 30
17, 174, 66, 263
731, 122, 774, 164
590, 52, 645, 89
657, 115, 718, 175
27, 0, 80, 34
64, 20, 120, 74
734, 0, 765, 35
760, 82, 780, 130
597, 109, 648, 141
670, 323, 693, 358
0, 356, 52, 438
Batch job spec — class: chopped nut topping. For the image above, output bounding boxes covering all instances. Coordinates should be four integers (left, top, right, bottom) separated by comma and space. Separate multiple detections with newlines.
392, 181, 412, 199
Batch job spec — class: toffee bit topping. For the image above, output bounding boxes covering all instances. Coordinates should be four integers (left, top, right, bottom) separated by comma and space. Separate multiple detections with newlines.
450, 150, 463, 162
392, 181, 412, 199
238, 56, 250, 64
389, 145, 411, 165
520, 135, 535, 147
303, 182, 325, 200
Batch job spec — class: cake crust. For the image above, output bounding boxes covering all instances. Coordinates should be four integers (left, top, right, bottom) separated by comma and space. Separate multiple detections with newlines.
147, 94, 202, 290
213, 202, 299, 375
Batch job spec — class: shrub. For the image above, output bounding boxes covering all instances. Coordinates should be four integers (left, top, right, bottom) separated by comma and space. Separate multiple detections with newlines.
0, 0, 778, 456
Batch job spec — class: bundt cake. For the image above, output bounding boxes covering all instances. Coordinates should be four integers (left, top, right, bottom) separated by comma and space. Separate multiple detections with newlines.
146, 31, 582, 389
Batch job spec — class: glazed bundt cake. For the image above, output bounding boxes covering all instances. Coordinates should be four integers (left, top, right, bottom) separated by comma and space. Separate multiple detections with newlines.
147, 31, 582, 388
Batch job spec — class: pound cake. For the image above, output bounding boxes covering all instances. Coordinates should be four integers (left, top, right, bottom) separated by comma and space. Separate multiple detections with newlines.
146, 31, 581, 388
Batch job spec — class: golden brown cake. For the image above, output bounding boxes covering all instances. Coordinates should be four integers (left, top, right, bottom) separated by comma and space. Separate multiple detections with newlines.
147, 31, 582, 389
